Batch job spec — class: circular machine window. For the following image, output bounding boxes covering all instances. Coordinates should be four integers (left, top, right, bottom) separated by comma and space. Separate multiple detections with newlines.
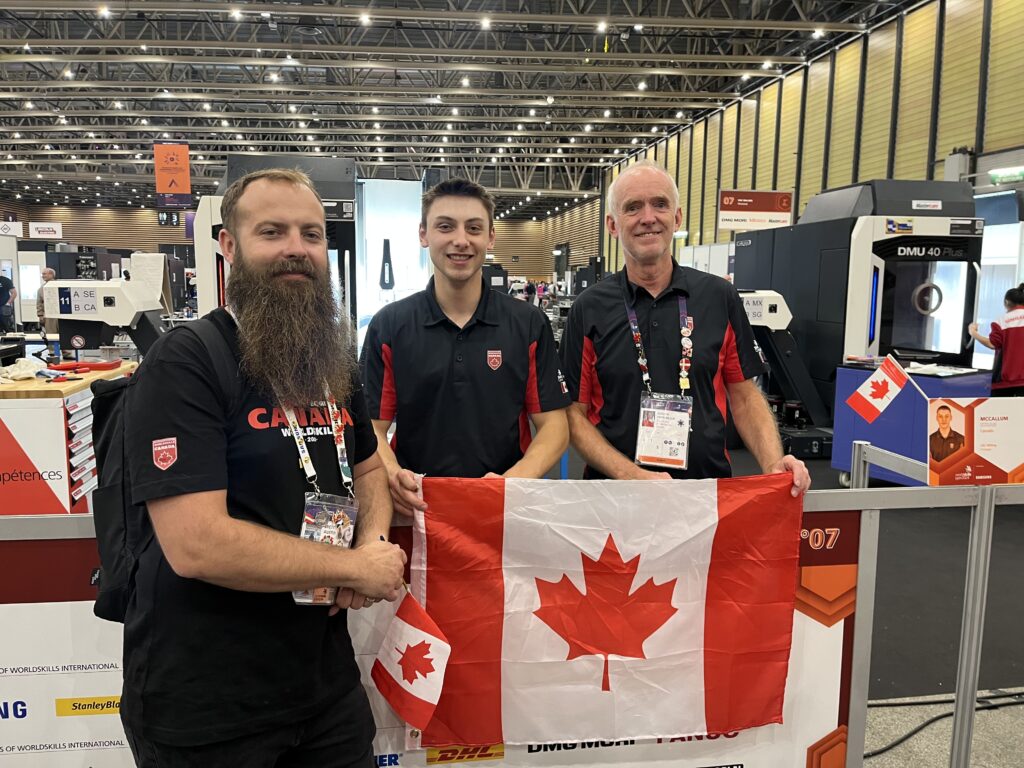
911, 282, 944, 315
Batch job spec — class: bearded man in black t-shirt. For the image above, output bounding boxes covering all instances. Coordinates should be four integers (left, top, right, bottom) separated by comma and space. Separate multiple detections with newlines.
120, 168, 406, 767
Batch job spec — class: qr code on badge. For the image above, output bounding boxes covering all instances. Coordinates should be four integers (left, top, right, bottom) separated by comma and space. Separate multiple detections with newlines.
668, 446, 680, 457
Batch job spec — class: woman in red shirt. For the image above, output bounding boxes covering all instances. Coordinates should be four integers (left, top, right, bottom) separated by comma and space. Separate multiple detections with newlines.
970, 283, 1024, 396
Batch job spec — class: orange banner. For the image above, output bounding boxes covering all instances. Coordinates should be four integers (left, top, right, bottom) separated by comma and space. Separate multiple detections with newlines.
153, 143, 191, 194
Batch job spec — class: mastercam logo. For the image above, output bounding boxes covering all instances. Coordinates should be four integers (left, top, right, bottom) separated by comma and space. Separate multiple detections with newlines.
54, 696, 120, 717
425, 744, 504, 764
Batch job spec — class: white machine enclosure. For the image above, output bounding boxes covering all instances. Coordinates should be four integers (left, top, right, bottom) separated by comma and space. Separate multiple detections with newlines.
43, 278, 161, 327
194, 195, 228, 317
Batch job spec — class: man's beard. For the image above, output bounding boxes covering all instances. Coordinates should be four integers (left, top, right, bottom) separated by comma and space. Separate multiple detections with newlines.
225, 250, 356, 407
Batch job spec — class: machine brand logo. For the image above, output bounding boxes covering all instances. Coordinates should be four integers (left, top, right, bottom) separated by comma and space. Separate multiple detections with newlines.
912, 199, 942, 210
486, 350, 502, 371
0, 700, 28, 720
152, 437, 178, 471
885, 218, 913, 234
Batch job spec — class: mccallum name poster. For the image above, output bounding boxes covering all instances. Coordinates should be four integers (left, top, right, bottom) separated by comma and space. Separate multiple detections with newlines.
928, 398, 1024, 485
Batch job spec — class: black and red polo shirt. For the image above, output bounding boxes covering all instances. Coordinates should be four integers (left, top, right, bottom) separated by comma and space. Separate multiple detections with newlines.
990, 307, 1024, 390
361, 277, 571, 478
560, 264, 766, 479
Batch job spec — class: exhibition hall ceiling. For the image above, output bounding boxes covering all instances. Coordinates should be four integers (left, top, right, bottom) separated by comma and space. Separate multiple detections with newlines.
0, 0, 918, 217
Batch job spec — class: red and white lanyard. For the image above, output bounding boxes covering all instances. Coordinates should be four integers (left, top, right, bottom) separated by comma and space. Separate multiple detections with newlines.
283, 397, 354, 497
623, 294, 694, 394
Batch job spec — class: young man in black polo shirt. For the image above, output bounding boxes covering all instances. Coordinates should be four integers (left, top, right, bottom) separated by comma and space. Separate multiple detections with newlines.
120, 169, 406, 766
560, 160, 811, 496
361, 178, 570, 514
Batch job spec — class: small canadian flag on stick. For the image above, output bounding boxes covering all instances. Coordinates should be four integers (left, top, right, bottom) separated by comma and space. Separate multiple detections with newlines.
371, 591, 451, 731
845, 354, 918, 423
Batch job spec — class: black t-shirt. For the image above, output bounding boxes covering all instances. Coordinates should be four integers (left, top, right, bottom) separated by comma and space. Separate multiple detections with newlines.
560, 265, 766, 480
0, 275, 13, 306
361, 278, 570, 477
121, 308, 378, 746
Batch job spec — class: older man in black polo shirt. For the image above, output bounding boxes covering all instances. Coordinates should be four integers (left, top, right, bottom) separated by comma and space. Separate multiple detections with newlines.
361, 178, 570, 515
560, 161, 810, 496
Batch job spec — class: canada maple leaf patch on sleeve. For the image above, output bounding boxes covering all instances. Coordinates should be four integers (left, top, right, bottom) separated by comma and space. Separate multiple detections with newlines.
533, 535, 678, 692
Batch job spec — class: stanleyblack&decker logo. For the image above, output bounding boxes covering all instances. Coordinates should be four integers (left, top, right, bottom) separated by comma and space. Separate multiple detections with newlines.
425, 744, 503, 764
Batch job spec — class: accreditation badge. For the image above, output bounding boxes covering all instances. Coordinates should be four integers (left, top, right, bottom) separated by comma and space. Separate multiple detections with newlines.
634, 393, 693, 470
292, 492, 360, 606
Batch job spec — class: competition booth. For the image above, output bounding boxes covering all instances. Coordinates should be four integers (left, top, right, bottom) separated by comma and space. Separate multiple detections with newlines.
1, 455, 1020, 768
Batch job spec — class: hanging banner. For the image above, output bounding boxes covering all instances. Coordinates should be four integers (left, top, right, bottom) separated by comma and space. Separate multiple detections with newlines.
153, 143, 191, 208
927, 398, 1024, 485
0, 221, 24, 238
28, 222, 63, 239
717, 190, 793, 231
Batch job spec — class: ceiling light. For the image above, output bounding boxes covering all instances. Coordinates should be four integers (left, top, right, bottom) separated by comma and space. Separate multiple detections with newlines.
164, 132, 172, 138
268, 73, 279, 82
24, 101, 34, 109
306, 134, 314, 141
43, 144, 52, 150
372, 107, 380, 114
526, 196, 531, 202
631, 138, 639, 144
569, 137, 575, 143
557, 148, 563, 154
651, 126, 659, 133
597, 21, 607, 32
289, 105, 298, 113
584, 124, 592, 132
442, 136, 449, 143
452, 108, 459, 115
741, 74, 751, 81
299, 121, 307, 128
113, 144, 120, 150
517, 124, 524, 131
675, 111, 684, 119
481, 17, 491, 29
532, 216, 537, 221
140, 118, 149, 125
491, 157, 498, 163
140, 44, 148, 51
114, 181, 120, 186
446, 123, 454, 130
221, 119, 229, 127
638, 81, 647, 91
63, 69, 74, 79
114, 101, 123, 109
633, 24, 643, 32
98, 6, 111, 18
603, 109, 611, 118
134, 153, 142, 159
95, 175, 101, 180
360, 13, 371, 25
812, 28, 824, 39
546, 158, 552, 163
203, 102, 212, 111
230, 9, 242, 21
35, 173, 42, 179
546, 96, 554, 104
22, 44, 30, 51
762, 61, 772, 70
235, 133, 243, 140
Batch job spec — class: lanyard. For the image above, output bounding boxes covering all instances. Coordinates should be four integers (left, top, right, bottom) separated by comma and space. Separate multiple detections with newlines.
283, 398, 354, 496
623, 294, 693, 395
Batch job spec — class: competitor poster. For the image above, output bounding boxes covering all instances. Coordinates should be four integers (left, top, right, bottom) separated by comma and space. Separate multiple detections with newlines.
928, 398, 1024, 485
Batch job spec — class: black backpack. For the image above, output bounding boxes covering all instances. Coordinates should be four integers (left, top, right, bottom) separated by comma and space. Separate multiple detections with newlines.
90, 317, 238, 622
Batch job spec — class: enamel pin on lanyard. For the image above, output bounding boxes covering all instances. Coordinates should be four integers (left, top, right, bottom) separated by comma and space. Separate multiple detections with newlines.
625, 295, 694, 471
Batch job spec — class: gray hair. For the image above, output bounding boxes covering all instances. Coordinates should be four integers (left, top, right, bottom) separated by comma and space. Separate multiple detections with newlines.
605, 160, 680, 216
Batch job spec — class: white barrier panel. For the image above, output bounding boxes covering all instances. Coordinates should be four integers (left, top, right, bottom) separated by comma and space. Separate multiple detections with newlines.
0, 602, 132, 766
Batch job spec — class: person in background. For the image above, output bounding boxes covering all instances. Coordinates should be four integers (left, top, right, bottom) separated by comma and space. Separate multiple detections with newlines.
0, 273, 16, 332
36, 267, 59, 335
361, 177, 570, 517
120, 168, 405, 767
559, 160, 810, 496
970, 283, 1024, 397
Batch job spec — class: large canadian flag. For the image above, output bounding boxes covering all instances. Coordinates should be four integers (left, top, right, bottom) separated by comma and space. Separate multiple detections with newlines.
411, 473, 802, 747
845, 354, 910, 423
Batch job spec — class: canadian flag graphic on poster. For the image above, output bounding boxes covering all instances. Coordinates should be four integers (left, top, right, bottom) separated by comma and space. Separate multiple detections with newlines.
845, 355, 909, 424
411, 474, 802, 747
371, 592, 451, 730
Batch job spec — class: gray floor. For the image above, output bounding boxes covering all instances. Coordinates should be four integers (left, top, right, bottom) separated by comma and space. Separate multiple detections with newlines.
555, 447, 1024, 766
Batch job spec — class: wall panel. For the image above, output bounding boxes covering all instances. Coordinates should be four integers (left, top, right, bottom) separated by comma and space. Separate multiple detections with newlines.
858, 23, 898, 180
828, 42, 862, 188
736, 97, 757, 190
935, 0, 983, 163
776, 70, 804, 196
718, 105, 738, 242
493, 220, 549, 278
665, 134, 680, 195
676, 129, 692, 226
799, 59, 831, 211
688, 122, 706, 245
893, 3, 938, 180
985, 0, 1024, 152
0, 205, 189, 250
756, 82, 781, 188
702, 113, 721, 245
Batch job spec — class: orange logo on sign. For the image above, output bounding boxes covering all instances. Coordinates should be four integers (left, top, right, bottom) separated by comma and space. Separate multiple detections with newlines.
153, 143, 191, 194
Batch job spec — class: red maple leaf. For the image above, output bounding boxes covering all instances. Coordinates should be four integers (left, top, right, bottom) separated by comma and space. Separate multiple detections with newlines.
396, 640, 435, 684
534, 535, 678, 692
869, 378, 890, 400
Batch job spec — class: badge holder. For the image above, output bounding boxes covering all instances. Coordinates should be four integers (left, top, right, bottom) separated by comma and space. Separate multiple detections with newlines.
292, 492, 359, 606
634, 392, 693, 470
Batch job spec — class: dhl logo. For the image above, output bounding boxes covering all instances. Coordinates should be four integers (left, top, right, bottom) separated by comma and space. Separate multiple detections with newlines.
425, 744, 504, 764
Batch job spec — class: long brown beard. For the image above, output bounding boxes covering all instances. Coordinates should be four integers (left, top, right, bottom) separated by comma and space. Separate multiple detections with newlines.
225, 251, 355, 407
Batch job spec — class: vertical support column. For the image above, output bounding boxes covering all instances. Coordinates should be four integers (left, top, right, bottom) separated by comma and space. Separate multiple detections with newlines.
949, 484, 996, 767
846, 439, 877, 768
